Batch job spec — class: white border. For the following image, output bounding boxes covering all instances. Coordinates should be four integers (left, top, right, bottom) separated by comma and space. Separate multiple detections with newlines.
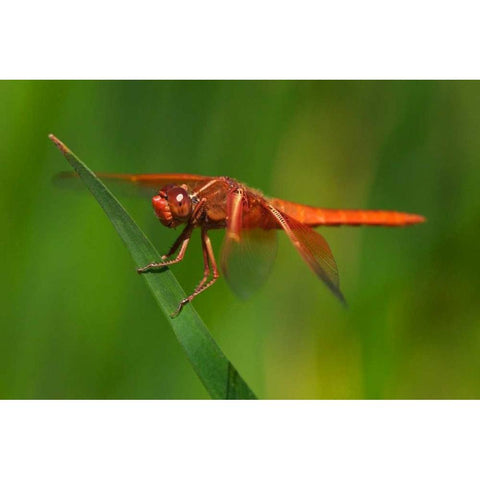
1, 1, 479, 78
0, 401, 478, 479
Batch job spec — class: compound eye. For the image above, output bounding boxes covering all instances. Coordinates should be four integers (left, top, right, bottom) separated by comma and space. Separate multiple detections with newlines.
167, 187, 192, 220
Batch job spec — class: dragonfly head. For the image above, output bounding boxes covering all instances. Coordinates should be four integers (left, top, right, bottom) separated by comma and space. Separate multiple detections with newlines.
152, 185, 193, 228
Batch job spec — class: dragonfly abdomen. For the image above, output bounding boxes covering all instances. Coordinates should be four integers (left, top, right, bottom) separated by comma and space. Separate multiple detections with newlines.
271, 199, 425, 227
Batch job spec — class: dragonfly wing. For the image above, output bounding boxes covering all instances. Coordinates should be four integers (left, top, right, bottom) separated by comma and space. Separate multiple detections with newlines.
54, 172, 214, 197
267, 204, 345, 304
220, 189, 278, 299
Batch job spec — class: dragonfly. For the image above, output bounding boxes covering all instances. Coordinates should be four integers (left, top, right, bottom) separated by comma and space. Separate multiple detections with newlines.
57, 171, 425, 316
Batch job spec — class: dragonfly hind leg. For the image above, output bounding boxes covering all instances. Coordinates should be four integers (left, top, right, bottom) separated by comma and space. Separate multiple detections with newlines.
171, 228, 220, 317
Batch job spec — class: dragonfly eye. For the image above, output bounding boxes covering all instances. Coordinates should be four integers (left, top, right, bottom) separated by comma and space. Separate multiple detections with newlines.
167, 186, 192, 221
153, 185, 192, 227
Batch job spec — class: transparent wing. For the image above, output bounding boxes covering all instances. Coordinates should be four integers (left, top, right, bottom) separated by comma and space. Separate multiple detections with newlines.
221, 228, 278, 300
53, 172, 213, 197
220, 190, 278, 299
267, 204, 346, 304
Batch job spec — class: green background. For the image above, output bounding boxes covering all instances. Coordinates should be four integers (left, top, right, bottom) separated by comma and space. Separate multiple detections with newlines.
1, 80, 479, 399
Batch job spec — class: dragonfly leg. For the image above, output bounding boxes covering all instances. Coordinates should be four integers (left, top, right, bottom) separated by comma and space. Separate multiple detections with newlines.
160, 225, 192, 261
192, 229, 212, 292
137, 224, 193, 273
137, 198, 207, 273
171, 228, 220, 317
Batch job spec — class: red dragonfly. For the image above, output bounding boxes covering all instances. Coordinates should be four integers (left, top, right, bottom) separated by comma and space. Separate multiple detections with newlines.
63, 172, 424, 316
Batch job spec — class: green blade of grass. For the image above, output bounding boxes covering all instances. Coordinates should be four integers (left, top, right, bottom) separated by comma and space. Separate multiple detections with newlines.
49, 134, 256, 400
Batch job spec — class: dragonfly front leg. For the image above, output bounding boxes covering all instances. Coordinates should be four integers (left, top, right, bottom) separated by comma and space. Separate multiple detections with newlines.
171, 228, 220, 317
137, 198, 207, 273
160, 224, 194, 261
137, 224, 193, 273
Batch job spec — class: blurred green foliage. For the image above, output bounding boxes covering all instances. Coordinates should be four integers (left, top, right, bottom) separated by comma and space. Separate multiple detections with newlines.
1, 80, 479, 399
